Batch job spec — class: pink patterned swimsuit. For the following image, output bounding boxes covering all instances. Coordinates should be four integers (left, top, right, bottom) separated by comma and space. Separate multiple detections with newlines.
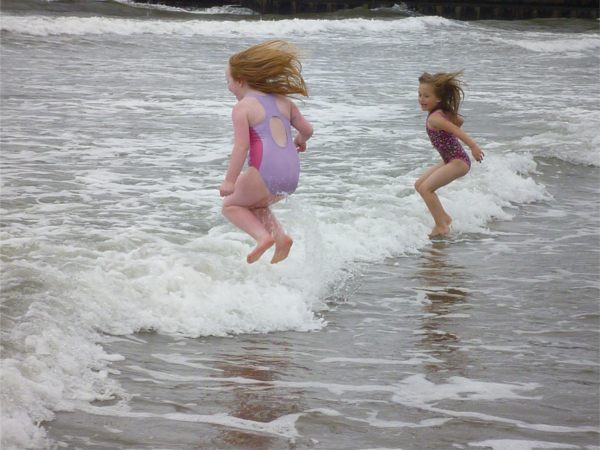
426, 110, 471, 168
247, 94, 300, 195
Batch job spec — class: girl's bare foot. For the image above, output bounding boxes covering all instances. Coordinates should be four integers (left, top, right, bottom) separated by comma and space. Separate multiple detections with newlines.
271, 235, 293, 264
444, 215, 453, 227
429, 214, 452, 238
429, 224, 450, 238
247, 236, 275, 264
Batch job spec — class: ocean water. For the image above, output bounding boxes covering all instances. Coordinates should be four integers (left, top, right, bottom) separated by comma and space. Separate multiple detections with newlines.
1, 2, 599, 449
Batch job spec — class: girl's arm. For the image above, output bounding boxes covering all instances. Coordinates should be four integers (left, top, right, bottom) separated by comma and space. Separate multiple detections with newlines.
454, 114, 464, 128
290, 101, 313, 152
428, 113, 484, 162
220, 103, 250, 197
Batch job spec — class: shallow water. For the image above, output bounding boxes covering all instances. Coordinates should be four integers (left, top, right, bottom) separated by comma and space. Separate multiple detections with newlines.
1, 1, 599, 448
39, 159, 599, 450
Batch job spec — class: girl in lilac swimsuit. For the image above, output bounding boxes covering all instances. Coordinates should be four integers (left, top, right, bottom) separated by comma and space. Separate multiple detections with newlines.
220, 40, 313, 264
247, 93, 300, 196
415, 71, 485, 237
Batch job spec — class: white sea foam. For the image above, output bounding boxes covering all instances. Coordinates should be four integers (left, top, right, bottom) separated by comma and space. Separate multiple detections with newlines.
317, 356, 442, 365
392, 376, 599, 435
470, 21, 600, 56
2, 10, 595, 449
469, 439, 579, 449
499, 35, 600, 54
1, 313, 127, 450
0, 15, 454, 37
114, 0, 257, 15
518, 109, 600, 167
76, 403, 304, 440
151, 353, 224, 371
359, 448, 405, 450
0, 151, 547, 448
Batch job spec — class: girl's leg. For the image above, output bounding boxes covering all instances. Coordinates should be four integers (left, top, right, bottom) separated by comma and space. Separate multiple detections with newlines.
222, 168, 276, 263
253, 206, 293, 264
415, 162, 445, 192
415, 160, 469, 236
415, 162, 452, 232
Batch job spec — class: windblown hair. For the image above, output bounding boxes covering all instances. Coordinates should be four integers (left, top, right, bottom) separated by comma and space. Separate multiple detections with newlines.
418, 70, 465, 116
229, 40, 308, 97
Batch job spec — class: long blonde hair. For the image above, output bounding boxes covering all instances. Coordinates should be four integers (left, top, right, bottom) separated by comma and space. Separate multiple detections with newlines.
229, 40, 308, 97
419, 70, 465, 116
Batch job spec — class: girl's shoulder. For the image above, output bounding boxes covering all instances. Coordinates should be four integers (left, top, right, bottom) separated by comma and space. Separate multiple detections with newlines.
426, 109, 448, 128
241, 92, 287, 107
428, 109, 462, 126
428, 109, 447, 118
274, 94, 294, 119
237, 93, 265, 112
233, 96, 262, 123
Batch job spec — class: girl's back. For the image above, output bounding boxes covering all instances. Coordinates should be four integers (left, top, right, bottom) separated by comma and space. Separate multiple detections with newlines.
245, 93, 299, 195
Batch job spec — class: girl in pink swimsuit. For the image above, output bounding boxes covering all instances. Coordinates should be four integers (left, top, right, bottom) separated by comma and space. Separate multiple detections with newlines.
220, 40, 313, 264
415, 71, 485, 237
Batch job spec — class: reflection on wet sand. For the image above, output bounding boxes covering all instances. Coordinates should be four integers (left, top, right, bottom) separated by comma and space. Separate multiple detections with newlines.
208, 340, 302, 449
416, 241, 470, 374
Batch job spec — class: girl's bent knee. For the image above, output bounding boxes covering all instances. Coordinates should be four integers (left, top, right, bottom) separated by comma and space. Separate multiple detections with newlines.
416, 183, 430, 196
221, 203, 233, 216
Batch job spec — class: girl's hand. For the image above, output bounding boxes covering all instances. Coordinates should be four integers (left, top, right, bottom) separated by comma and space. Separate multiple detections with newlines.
294, 135, 307, 152
290, 101, 313, 152
471, 145, 484, 163
219, 180, 235, 197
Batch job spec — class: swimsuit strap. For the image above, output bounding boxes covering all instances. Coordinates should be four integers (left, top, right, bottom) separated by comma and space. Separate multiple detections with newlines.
248, 93, 290, 125
427, 109, 446, 121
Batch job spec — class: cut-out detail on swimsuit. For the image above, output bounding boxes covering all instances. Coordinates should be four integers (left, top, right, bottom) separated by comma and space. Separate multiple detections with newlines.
426, 110, 471, 168
247, 94, 300, 195
269, 116, 288, 147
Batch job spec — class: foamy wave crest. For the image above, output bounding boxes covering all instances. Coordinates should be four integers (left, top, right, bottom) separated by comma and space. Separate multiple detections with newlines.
0, 225, 325, 449
469, 439, 580, 450
73, 230, 328, 337
494, 34, 600, 54
114, 0, 257, 15
0, 15, 454, 37
0, 269, 127, 450
518, 109, 600, 167
0, 147, 546, 449
71, 152, 548, 336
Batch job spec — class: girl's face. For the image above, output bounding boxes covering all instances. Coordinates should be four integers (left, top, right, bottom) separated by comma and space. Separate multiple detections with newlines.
418, 83, 440, 113
225, 66, 244, 99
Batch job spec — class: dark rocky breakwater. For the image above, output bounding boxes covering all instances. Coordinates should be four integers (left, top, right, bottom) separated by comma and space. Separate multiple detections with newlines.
139, 0, 598, 19
400, 0, 599, 20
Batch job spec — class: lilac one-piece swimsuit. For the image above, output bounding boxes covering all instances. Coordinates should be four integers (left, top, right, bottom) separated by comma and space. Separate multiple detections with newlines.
247, 94, 300, 195
426, 110, 471, 168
